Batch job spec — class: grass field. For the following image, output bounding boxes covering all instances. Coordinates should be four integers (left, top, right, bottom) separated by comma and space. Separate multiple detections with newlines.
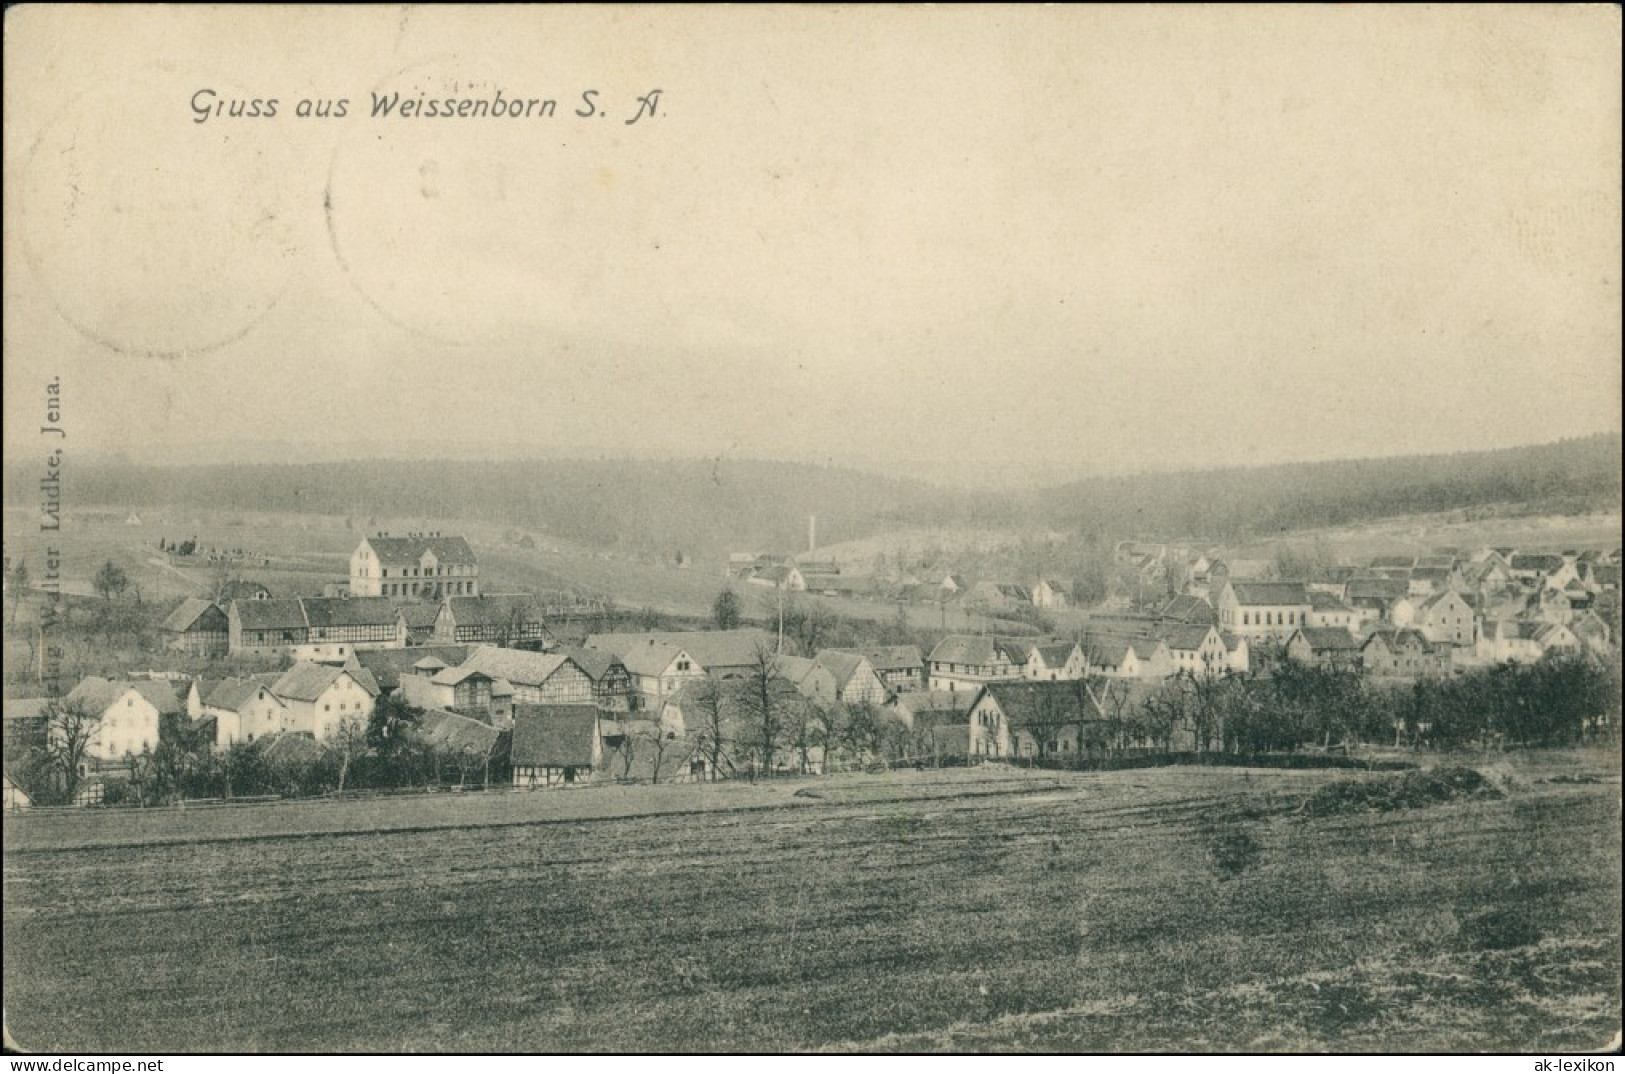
4, 753, 1619, 1053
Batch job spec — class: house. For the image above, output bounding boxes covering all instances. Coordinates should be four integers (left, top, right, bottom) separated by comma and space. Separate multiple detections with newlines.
1157, 595, 1217, 626
889, 689, 978, 730
1402, 590, 1478, 648
830, 646, 924, 693
747, 564, 805, 591
349, 532, 479, 600
606, 640, 705, 709
555, 647, 637, 711
1215, 582, 1312, 642
965, 581, 1032, 609
1344, 577, 1410, 621
659, 676, 817, 778
228, 598, 310, 657
1479, 620, 1583, 664
410, 708, 505, 777
1408, 566, 1455, 596
586, 630, 777, 681
1463, 558, 1512, 594
1079, 633, 1171, 680
1570, 611, 1614, 656
1586, 564, 1619, 592
295, 597, 406, 662
1158, 625, 1231, 676
160, 598, 228, 657
1370, 555, 1416, 571
1304, 565, 1359, 597
1021, 641, 1085, 681
1031, 579, 1074, 610
218, 580, 273, 603
200, 675, 286, 748
776, 655, 841, 704
2, 697, 51, 754
227, 597, 404, 659
1284, 627, 1363, 671
1222, 632, 1251, 673
63, 677, 178, 762
1307, 591, 1360, 633
266, 662, 380, 741
925, 635, 1027, 692
407, 667, 508, 724
810, 650, 890, 705
397, 602, 442, 646
967, 680, 1105, 759
350, 645, 470, 695
1360, 629, 1449, 679
433, 595, 554, 646
455, 646, 596, 709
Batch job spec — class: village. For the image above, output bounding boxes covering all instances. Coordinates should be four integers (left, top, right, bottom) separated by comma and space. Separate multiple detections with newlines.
2, 523, 1618, 811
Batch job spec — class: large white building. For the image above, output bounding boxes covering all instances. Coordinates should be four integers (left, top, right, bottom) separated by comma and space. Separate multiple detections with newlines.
349, 533, 479, 600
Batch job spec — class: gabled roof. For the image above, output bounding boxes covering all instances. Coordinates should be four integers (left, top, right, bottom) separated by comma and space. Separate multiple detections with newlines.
1509, 554, 1564, 573
812, 650, 869, 689
257, 732, 325, 766
1228, 582, 1310, 607
396, 603, 443, 630
1410, 566, 1453, 585
891, 690, 977, 723
1370, 555, 1416, 570
362, 534, 477, 567
1032, 642, 1080, 668
830, 646, 923, 673
412, 708, 502, 757
458, 646, 578, 688
271, 662, 378, 702
66, 677, 129, 715
1345, 578, 1409, 601
1159, 625, 1219, 652
204, 676, 283, 714
927, 635, 1027, 666
301, 596, 400, 629
351, 645, 470, 693
1308, 592, 1355, 613
2, 698, 50, 722
161, 597, 225, 633
977, 680, 1100, 727
1157, 595, 1217, 624
549, 646, 615, 683
617, 641, 692, 678
587, 630, 776, 670
443, 595, 552, 629
510, 704, 599, 768
1363, 628, 1435, 653
231, 598, 309, 631
1293, 627, 1362, 652
1416, 589, 1469, 613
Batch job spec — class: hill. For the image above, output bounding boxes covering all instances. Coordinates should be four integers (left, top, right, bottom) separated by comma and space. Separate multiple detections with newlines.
4, 435, 1618, 558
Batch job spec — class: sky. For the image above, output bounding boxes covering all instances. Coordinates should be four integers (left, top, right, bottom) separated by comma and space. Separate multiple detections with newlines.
3, 6, 1620, 484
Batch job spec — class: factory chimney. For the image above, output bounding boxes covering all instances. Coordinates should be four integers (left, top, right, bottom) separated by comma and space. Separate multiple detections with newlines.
808, 514, 817, 554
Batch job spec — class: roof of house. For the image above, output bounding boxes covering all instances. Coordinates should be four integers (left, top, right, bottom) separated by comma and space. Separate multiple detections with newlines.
617, 641, 693, 678
231, 598, 310, 631
977, 680, 1102, 726
204, 676, 282, 714
458, 646, 578, 688
927, 635, 1027, 666
257, 732, 325, 766
1363, 628, 1436, 653
1032, 642, 1079, 668
587, 630, 776, 670
301, 596, 400, 629
2, 697, 50, 721
351, 645, 470, 693
160, 597, 225, 633
830, 646, 923, 673
1294, 627, 1362, 652
363, 534, 477, 567
1159, 625, 1218, 652
509, 704, 599, 768
554, 646, 625, 683
812, 650, 869, 689
1410, 566, 1453, 585
1157, 595, 1217, 624
1416, 589, 1469, 613
891, 689, 978, 722
1416, 556, 1458, 570
1370, 555, 1416, 570
1228, 582, 1311, 607
1509, 554, 1565, 573
66, 677, 130, 715
1308, 592, 1355, 613
1345, 578, 1410, 601
412, 708, 502, 757
396, 602, 443, 630
271, 662, 379, 702
443, 595, 552, 629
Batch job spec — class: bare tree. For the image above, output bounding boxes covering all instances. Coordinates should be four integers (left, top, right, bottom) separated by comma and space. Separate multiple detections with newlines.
42, 697, 104, 805
636, 722, 673, 785
330, 715, 370, 793
739, 643, 786, 778
690, 679, 733, 781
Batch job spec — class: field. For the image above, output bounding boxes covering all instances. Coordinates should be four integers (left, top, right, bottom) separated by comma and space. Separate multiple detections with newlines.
4, 753, 1619, 1053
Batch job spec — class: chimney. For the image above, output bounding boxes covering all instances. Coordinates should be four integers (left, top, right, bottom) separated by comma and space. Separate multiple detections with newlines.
808, 514, 817, 554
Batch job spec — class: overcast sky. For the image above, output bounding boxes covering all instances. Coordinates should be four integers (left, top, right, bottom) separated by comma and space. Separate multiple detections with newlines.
4, 7, 1619, 483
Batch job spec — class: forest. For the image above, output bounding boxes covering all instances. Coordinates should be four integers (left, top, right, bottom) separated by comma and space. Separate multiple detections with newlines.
4, 434, 1618, 560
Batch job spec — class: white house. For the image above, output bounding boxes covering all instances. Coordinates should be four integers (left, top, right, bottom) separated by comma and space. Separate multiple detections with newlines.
1216, 582, 1313, 642
266, 662, 380, 741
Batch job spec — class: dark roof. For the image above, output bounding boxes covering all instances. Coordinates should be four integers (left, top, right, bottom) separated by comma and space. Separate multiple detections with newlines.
1345, 578, 1409, 601
444, 595, 552, 628
554, 646, 624, 683
1033, 642, 1079, 668
258, 733, 325, 766
364, 534, 477, 567
412, 708, 502, 757
830, 645, 923, 673
1159, 625, 1218, 652
891, 690, 977, 722
231, 598, 308, 631
161, 597, 225, 633
351, 645, 470, 692
927, 635, 1026, 666
1363, 628, 1436, 653
1228, 582, 1310, 606
1157, 595, 1216, 624
1509, 554, 1564, 573
1370, 556, 1416, 569
396, 602, 443, 630
812, 650, 868, 688
510, 704, 598, 768
302, 596, 400, 629
979, 680, 1103, 725
587, 630, 776, 670
1293, 627, 1361, 652
1308, 592, 1354, 612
